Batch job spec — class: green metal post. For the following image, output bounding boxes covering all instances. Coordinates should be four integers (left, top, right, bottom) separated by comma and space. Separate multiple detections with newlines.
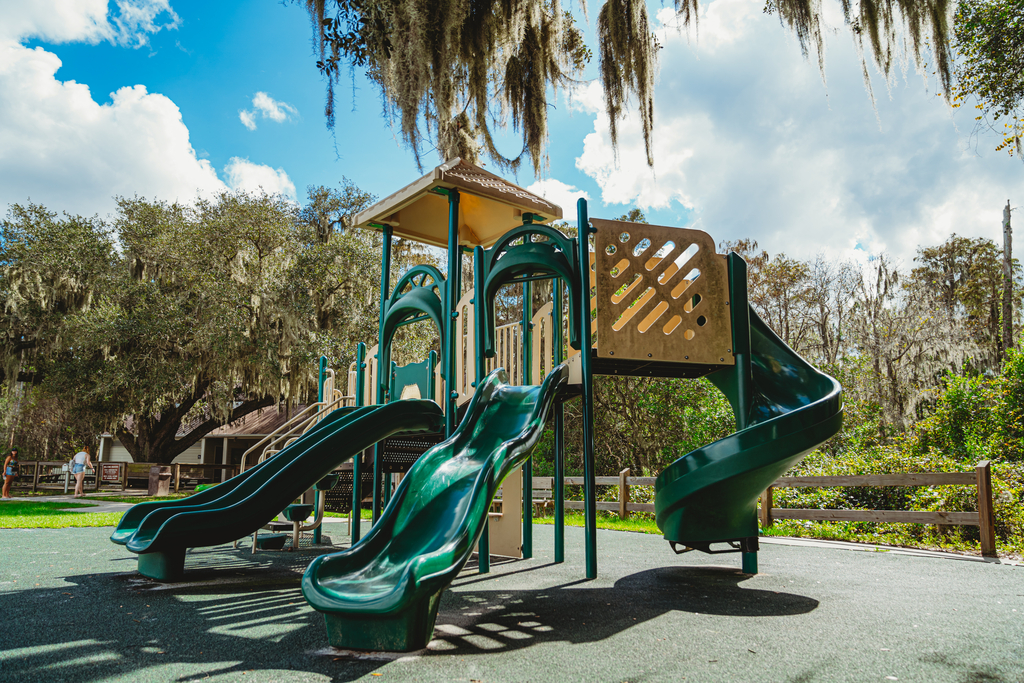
311, 358, 327, 544
427, 350, 438, 402
315, 355, 328, 544
552, 279, 565, 563
473, 246, 490, 573
352, 342, 366, 544
383, 360, 398, 508
444, 188, 461, 437
318, 356, 327, 403
373, 225, 393, 523
742, 549, 758, 574
521, 280, 533, 558
726, 253, 756, 573
576, 199, 598, 579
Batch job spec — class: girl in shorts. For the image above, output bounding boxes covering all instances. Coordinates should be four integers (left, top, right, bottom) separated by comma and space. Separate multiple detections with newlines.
2, 447, 18, 499
70, 446, 93, 498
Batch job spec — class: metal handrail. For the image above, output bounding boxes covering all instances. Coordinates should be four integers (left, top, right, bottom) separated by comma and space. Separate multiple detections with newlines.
253, 393, 352, 467
240, 401, 326, 472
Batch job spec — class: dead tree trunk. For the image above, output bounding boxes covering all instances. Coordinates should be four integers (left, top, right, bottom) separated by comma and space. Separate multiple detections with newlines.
1003, 200, 1013, 357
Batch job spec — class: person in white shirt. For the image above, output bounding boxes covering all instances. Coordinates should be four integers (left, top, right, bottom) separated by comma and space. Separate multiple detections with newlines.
70, 446, 93, 498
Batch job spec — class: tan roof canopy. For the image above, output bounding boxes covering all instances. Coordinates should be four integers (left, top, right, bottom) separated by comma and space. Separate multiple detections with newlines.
353, 158, 563, 249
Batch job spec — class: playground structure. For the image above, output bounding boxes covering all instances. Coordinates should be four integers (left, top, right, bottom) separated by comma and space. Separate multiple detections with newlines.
111, 158, 842, 651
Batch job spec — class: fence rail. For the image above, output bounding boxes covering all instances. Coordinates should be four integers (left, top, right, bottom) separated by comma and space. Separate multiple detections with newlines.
532, 469, 655, 518
760, 461, 997, 557
7, 461, 239, 493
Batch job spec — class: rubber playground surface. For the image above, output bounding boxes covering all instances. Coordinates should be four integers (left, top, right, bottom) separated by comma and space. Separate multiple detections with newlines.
2, 522, 1021, 683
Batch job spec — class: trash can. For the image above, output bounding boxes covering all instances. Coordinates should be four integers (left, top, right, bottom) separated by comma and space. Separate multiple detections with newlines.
148, 466, 172, 496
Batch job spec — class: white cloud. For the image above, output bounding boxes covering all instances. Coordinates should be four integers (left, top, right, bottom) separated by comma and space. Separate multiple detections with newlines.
239, 91, 298, 130
239, 109, 257, 131
525, 178, 591, 218
0, 0, 179, 45
0, 1, 295, 218
571, 0, 1023, 264
0, 39, 226, 215
224, 157, 296, 200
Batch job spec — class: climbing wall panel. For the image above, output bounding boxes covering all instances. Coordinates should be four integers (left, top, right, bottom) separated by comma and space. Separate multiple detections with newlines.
592, 218, 734, 366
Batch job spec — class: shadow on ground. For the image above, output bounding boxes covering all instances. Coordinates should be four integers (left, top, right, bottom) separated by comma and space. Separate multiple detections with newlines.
0, 544, 822, 682
430, 564, 818, 654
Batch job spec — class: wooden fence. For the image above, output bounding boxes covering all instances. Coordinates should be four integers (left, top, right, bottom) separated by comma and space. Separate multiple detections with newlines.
8, 461, 239, 493
760, 461, 997, 557
533, 469, 654, 519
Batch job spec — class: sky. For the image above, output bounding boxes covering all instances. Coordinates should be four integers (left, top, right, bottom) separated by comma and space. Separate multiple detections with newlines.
0, 0, 1020, 267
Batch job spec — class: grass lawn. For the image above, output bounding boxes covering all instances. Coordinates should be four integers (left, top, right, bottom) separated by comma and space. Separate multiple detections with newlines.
324, 508, 374, 519
0, 500, 124, 528
535, 510, 662, 535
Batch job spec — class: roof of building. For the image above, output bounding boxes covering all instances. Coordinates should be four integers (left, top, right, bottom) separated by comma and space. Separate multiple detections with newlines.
352, 158, 563, 249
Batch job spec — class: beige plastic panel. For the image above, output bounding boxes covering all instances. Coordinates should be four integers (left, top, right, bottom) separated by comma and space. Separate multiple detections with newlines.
592, 218, 734, 365
487, 466, 523, 558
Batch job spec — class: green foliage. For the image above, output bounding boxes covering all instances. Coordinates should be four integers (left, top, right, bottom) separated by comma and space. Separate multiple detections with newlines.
953, 0, 1024, 157
0, 181, 437, 463
776, 353, 1024, 555
304, 0, 591, 172
302, 0, 955, 172
533, 375, 735, 478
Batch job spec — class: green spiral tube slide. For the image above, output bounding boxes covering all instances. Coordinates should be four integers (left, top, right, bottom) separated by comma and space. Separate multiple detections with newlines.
655, 307, 843, 549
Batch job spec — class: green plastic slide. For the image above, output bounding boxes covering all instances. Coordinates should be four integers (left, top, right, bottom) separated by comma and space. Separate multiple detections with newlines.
655, 306, 843, 548
302, 364, 570, 652
111, 401, 444, 581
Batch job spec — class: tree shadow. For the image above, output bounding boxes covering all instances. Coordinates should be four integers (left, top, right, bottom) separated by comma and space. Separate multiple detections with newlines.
426, 565, 819, 655
1, 545, 383, 683
1, 548, 817, 681
919, 653, 1014, 682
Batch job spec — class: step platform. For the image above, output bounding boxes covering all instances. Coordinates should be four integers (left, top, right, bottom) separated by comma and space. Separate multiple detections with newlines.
254, 533, 288, 550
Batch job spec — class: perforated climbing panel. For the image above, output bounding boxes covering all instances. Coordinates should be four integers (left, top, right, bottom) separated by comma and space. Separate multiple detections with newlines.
592, 218, 734, 366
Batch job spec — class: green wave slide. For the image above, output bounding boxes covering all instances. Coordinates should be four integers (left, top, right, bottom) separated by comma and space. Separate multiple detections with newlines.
110, 401, 445, 581
655, 307, 844, 549
302, 363, 571, 652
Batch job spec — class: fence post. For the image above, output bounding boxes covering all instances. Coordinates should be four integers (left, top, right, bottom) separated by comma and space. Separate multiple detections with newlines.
121, 463, 127, 491
759, 486, 773, 528
976, 461, 997, 557
618, 468, 630, 520
174, 463, 181, 493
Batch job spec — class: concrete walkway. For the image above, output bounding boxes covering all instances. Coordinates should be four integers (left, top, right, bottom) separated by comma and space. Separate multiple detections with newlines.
1, 523, 1021, 682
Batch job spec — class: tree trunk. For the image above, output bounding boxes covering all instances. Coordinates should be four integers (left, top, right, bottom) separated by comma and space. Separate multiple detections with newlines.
1003, 200, 1013, 357
116, 381, 273, 464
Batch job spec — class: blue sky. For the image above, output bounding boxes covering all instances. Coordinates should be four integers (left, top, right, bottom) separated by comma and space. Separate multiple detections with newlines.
0, 0, 1020, 265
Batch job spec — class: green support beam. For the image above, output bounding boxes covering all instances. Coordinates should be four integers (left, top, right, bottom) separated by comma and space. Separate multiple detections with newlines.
472, 245, 490, 573
352, 342, 366, 544
521, 280, 533, 559
552, 280, 565, 563
576, 198, 597, 580
373, 225, 393, 523
315, 355, 328, 544
444, 189, 461, 438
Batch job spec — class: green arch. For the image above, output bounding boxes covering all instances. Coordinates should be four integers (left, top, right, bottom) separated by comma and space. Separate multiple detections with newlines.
380, 265, 446, 356
478, 224, 581, 358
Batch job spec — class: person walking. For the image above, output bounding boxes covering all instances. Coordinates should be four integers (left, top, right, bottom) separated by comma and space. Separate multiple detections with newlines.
70, 445, 92, 498
2, 447, 18, 499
